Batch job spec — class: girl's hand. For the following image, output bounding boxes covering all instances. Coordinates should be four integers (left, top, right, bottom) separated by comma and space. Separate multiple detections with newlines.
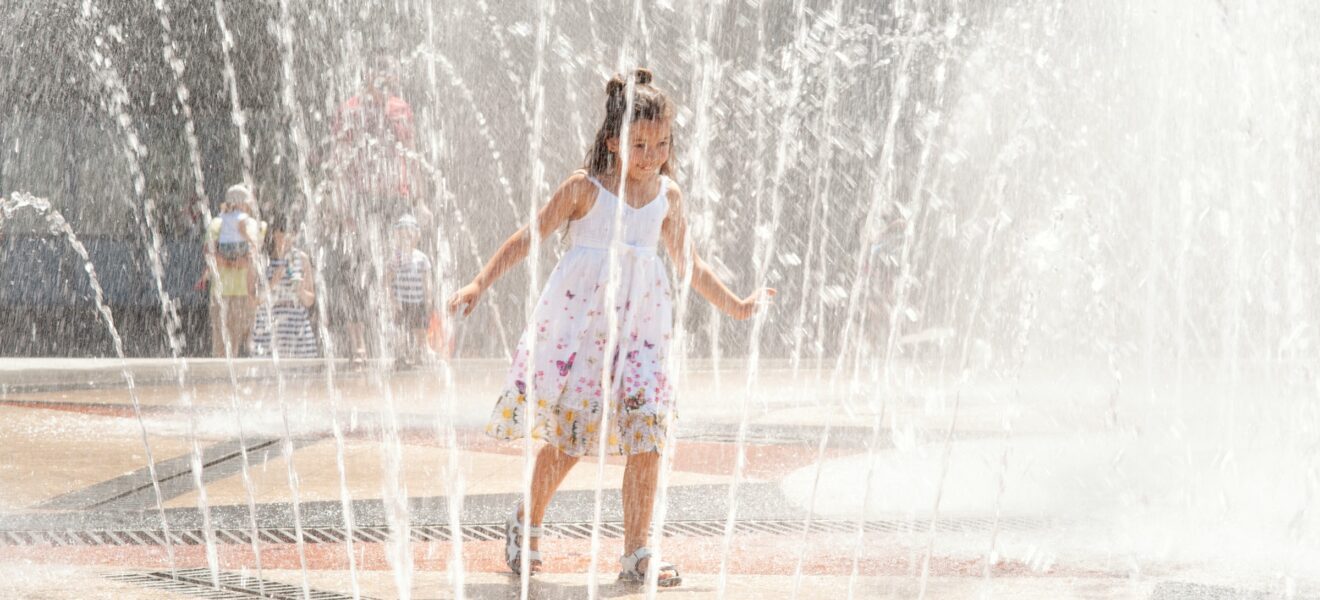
731, 288, 777, 321
448, 282, 483, 317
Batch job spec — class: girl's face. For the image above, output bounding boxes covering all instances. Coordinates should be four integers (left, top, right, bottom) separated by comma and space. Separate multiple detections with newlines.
608, 118, 671, 178
395, 228, 419, 251
274, 230, 294, 255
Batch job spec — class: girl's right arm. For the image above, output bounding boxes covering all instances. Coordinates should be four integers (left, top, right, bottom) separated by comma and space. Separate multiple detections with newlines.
384, 259, 398, 308
448, 171, 593, 316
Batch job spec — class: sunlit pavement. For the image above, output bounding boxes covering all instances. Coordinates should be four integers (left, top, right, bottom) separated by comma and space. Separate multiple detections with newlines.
0, 359, 1314, 599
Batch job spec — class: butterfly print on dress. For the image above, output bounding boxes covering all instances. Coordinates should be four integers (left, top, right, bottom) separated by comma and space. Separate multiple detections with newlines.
555, 352, 577, 376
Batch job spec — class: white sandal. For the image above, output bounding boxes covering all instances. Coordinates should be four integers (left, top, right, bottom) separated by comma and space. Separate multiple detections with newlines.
504, 504, 543, 575
619, 547, 682, 587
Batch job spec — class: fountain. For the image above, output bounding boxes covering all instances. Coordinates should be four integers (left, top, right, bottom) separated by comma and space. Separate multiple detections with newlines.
0, 0, 1318, 598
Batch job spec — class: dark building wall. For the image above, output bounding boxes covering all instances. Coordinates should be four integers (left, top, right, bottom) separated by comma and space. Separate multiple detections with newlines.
0, 1, 282, 356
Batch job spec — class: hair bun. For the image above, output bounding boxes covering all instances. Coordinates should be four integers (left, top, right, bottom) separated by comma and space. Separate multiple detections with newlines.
605, 69, 654, 96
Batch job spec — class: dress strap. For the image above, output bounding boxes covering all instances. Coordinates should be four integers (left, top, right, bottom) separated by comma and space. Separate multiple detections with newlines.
584, 174, 668, 202
588, 175, 670, 199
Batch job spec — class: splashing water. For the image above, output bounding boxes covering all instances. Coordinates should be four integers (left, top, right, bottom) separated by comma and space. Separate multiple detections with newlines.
4, 0, 1320, 597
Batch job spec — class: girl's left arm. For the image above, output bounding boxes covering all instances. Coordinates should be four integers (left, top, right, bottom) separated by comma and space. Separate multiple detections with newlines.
423, 259, 434, 308
297, 253, 316, 308
661, 184, 775, 321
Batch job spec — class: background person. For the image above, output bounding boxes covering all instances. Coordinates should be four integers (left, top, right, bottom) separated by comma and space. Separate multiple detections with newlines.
323, 54, 429, 363
205, 184, 263, 357
250, 215, 318, 358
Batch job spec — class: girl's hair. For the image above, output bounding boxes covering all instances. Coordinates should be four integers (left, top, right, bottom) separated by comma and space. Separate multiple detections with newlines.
584, 68, 675, 178
264, 213, 297, 256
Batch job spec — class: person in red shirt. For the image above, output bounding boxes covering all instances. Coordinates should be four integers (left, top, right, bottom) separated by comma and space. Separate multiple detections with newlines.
332, 59, 418, 212
324, 55, 429, 362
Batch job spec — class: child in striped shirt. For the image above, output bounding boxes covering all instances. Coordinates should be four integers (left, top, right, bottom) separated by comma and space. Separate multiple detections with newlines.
386, 214, 433, 366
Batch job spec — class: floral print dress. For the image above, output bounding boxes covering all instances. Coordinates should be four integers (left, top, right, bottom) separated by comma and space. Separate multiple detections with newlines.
486, 174, 674, 457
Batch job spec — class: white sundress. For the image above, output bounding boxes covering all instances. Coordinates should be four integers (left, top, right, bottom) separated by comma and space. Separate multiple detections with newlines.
486, 174, 675, 457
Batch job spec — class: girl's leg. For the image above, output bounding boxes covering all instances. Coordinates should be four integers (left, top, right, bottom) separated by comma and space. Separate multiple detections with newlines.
209, 296, 226, 357
231, 297, 256, 357
348, 322, 367, 360
522, 444, 579, 553
224, 297, 244, 357
246, 258, 257, 297
623, 451, 674, 581
411, 327, 428, 361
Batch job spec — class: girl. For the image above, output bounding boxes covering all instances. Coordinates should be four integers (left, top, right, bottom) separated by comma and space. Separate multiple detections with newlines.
250, 215, 318, 358
449, 69, 774, 587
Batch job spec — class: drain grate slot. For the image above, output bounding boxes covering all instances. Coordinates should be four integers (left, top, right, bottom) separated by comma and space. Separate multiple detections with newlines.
41, 531, 67, 546
267, 528, 299, 544
179, 529, 207, 545
121, 530, 149, 545
465, 524, 502, 541
411, 526, 446, 542
353, 527, 387, 543
216, 529, 249, 544
303, 528, 340, 544
558, 523, 595, 538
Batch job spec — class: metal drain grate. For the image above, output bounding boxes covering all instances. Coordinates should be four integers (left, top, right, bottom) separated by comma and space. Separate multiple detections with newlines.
1148, 581, 1298, 599
1, 516, 1049, 548
107, 568, 371, 599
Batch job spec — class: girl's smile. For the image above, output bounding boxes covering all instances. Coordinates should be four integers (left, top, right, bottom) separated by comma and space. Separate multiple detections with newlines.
609, 119, 671, 179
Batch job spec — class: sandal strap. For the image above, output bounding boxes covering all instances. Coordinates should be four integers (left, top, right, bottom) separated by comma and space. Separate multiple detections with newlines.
621, 546, 653, 571
506, 541, 542, 559
507, 505, 544, 537
510, 522, 544, 537
506, 547, 542, 573
619, 546, 681, 586
622, 547, 676, 574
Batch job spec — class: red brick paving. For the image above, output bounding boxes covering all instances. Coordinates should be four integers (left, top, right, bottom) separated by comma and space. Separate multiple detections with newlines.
0, 399, 167, 419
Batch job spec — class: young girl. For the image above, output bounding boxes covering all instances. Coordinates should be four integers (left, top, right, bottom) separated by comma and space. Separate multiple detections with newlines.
250, 215, 318, 358
448, 68, 774, 587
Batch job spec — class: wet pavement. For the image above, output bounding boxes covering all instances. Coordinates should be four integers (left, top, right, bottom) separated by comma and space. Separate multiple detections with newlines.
0, 358, 1314, 599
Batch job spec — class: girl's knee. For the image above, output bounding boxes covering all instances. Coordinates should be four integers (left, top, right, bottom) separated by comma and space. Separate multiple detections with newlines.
626, 450, 661, 467
540, 444, 581, 465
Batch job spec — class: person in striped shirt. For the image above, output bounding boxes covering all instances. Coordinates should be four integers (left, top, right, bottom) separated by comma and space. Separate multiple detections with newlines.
386, 214, 433, 366
251, 215, 318, 358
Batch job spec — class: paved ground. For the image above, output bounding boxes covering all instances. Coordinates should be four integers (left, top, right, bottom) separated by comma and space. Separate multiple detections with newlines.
0, 358, 1315, 598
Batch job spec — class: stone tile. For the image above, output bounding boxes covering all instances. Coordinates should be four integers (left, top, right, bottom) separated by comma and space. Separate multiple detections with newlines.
0, 406, 197, 512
